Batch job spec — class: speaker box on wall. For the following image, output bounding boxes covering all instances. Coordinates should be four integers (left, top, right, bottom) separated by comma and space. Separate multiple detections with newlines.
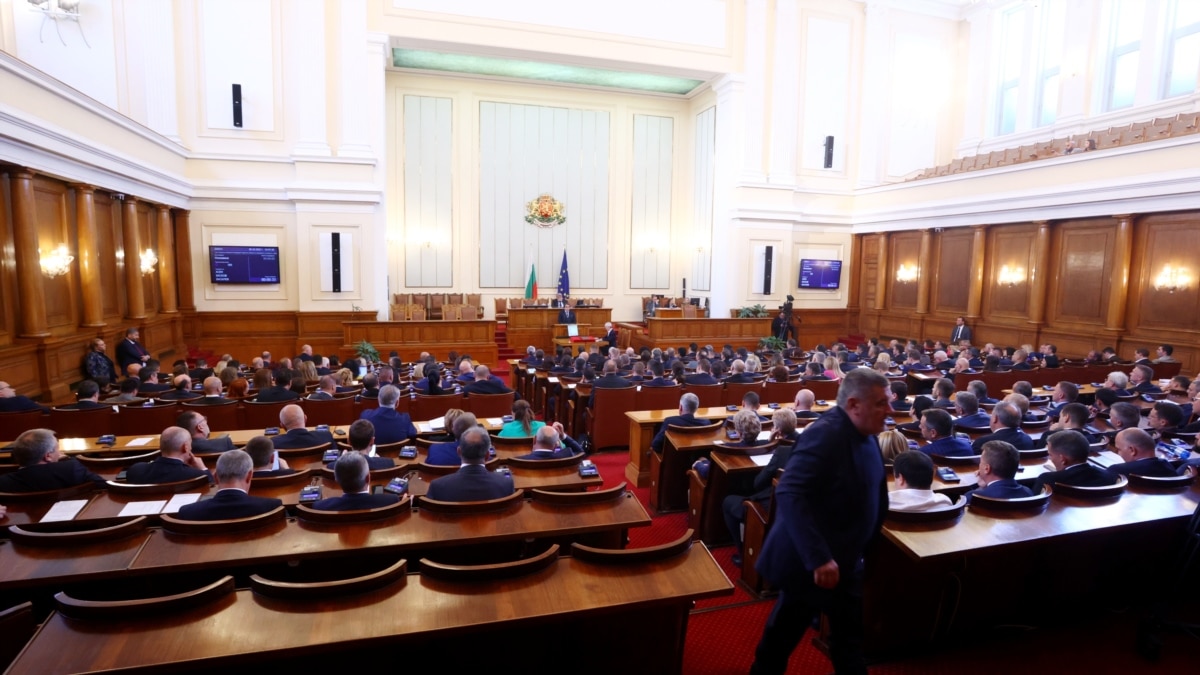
763, 246, 773, 295
232, 84, 243, 128
823, 135, 834, 169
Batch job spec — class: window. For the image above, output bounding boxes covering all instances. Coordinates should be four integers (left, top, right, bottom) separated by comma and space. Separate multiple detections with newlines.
995, 6, 1026, 135
1033, 0, 1065, 127
1104, 0, 1145, 111
1163, 0, 1200, 98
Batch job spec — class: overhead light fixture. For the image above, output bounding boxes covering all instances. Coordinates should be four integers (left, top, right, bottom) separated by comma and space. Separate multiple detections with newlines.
40, 244, 74, 278
140, 248, 158, 276
998, 265, 1026, 287
895, 264, 918, 283
27, 0, 89, 47
1154, 265, 1190, 294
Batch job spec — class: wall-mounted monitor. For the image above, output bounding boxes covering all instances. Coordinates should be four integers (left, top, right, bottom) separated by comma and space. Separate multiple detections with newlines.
798, 259, 842, 289
209, 245, 280, 284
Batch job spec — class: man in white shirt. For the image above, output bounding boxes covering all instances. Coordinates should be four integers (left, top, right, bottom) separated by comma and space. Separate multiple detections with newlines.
888, 450, 953, 512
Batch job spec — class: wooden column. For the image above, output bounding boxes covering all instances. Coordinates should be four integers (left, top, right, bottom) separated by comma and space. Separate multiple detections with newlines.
967, 226, 986, 319
915, 229, 932, 315
10, 170, 50, 337
75, 185, 105, 327
1028, 220, 1051, 326
875, 234, 889, 310
1105, 214, 1134, 332
174, 210, 195, 311
156, 205, 177, 313
122, 197, 147, 320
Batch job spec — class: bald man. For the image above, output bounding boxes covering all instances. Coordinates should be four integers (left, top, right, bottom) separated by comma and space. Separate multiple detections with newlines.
464, 364, 518, 398
125, 427, 213, 484
1109, 428, 1176, 477
271, 404, 335, 451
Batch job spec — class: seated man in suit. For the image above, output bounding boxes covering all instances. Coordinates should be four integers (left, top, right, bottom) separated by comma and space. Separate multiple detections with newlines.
792, 389, 821, 420
358, 372, 380, 399
272, 404, 335, 451
604, 322, 618, 348
1045, 381, 1079, 419
187, 376, 229, 406
723, 409, 801, 565
641, 360, 674, 387
312, 450, 400, 511
588, 360, 631, 407
126, 427, 213, 484
175, 450, 282, 521
1040, 343, 1061, 368
1034, 403, 1101, 449
306, 375, 337, 400
889, 381, 912, 413
1104, 401, 1143, 441
650, 393, 711, 453
256, 369, 301, 402
464, 365, 519, 399
516, 424, 584, 460
246, 434, 293, 477
966, 380, 998, 406
0, 428, 105, 492
157, 375, 201, 401
952, 391, 990, 430
1132, 348, 1151, 365
426, 427, 513, 502
971, 401, 1034, 453
176, 409, 235, 454
918, 409, 974, 457
1104, 370, 1132, 396
136, 367, 172, 395
0, 381, 47, 412
1109, 428, 1176, 477
684, 359, 720, 386
1147, 400, 1185, 439
57, 380, 106, 410
1129, 364, 1162, 394
326, 419, 395, 471
103, 377, 144, 405
1009, 349, 1033, 371
930, 378, 957, 410
359, 385, 418, 444
724, 359, 756, 384
428, 412, 482, 465
1154, 344, 1178, 364
967, 440, 1035, 503
1033, 429, 1118, 493
188, 358, 213, 383
888, 451, 953, 512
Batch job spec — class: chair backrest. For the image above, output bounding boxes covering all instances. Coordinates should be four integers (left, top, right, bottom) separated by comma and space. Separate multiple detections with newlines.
240, 400, 288, 430
413, 392, 464, 421
249, 558, 407, 600
762, 380, 803, 405
968, 489, 1051, 512
716, 439, 778, 457
666, 420, 724, 435
1126, 473, 1195, 490
159, 505, 288, 534
465, 391, 515, 418
75, 449, 161, 469
298, 397, 357, 426
589, 386, 638, 451
415, 488, 525, 514
684, 383, 723, 408
48, 406, 115, 438
931, 453, 982, 467
54, 576, 236, 621
799, 379, 840, 400
1051, 474, 1128, 499
273, 443, 331, 460
885, 496, 968, 523
505, 453, 585, 470
7, 516, 149, 547
106, 474, 211, 496
182, 402, 240, 431
529, 482, 628, 505
0, 409, 48, 441
722, 382, 763, 407
0, 481, 98, 503
411, 308, 427, 320
248, 468, 313, 488
294, 495, 412, 524
635, 385, 682, 412
115, 403, 179, 436
571, 529, 692, 564
494, 298, 508, 316
420, 544, 559, 581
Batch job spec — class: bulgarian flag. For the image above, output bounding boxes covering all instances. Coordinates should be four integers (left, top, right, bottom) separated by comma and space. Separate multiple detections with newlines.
524, 263, 538, 299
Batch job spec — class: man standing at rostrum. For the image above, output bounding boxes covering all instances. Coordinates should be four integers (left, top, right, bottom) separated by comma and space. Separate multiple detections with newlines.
750, 368, 890, 675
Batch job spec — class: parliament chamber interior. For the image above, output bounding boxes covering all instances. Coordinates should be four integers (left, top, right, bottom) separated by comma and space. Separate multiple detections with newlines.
1, 0, 1200, 672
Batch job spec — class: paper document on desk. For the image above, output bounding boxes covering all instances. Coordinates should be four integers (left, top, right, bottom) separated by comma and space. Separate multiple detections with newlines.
757, 431, 773, 442
40, 499, 89, 522
126, 437, 154, 447
486, 418, 504, 426
428, 416, 445, 430
118, 500, 167, 517
751, 454, 772, 467
416, 422, 432, 433
162, 493, 202, 514
1090, 450, 1124, 468
548, 377, 559, 383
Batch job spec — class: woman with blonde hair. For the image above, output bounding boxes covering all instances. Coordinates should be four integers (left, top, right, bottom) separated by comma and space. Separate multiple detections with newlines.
823, 355, 842, 381
297, 359, 318, 383
877, 429, 908, 464
745, 354, 762, 374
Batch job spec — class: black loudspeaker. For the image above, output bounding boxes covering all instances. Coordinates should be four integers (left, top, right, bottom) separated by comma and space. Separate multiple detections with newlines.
763, 246, 773, 295
330, 232, 342, 293
682, 278, 687, 299
823, 135, 834, 169
232, 84, 243, 128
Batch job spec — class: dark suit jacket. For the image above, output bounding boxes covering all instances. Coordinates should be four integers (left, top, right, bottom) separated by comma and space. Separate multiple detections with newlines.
311, 491, 400, 511
271, 428, 334, 451
126, 456, 212, 485
0, 459, 105, 492
427, 441, 460, 466
684, 373, 719, 386
189, 396, 231, 406
724, 373, 757, 384
650, 413, 712, 452
921, 436, 975, 457
158, 389, 201, 401
464, 378, 517, 398
426, 464, 514, 502
360, 407, 418, 444
950, 325, 972, 344
557, 309, 577, 323
967, 478, 1034, 503
189, 368, 214, 382
252, 469, 296, 478
325, 454, 394, 471
137, 381, 172, 394
953, 412, 992, 429
256, 387, 300, 403
971, 427, 1034, 453
588, 374, 632, 407
1109, 456, 1176, 477
756, 406, 887, 588
176, 489, 282, 521
116, 338, 148, 372
748, 432, 800, 501
641, 377, 674, 388
0, 396, 47, 413
57, 400, 107, 410
306, 391, 334, 401
1032, 462, 1117, 493
605, 329, 618, 346
192, 435, 236, 454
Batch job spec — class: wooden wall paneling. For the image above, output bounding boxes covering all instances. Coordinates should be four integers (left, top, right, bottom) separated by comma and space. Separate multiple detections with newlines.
32, 177, 76, 330
794, 309, 851, 347
844, 234, 862, 332
1045, 218, 1115, 330
9, 171, 49, 337
982, 223, 1036, 320
1105, 215, 1134, 332
0, 344, 41, 399
157, 205, 178, 314
138, 202, 160, 314
858, 234, 879, 311
121, 198, 146, 319
296, 311, 379, 358
0, 171, 12, 344
1128, 214, 1200, 332
94, 194, 123, 321
1026, 221, 1051, 327
915, 230, 932, 314
966, 226, 986, 319
932, 228, 972, 314
888, 232, 920, 310
174, 211, 195, 312
188, 311, 299, 363
343, 320, 498, 363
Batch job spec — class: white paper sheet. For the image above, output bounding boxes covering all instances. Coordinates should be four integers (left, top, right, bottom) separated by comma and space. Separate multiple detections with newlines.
751, 454, 772, 467
548, 377, 559, 383
486, 418, 504, 426
162, 493, 202, 514
125, 437, 154, 447
757, 431, 773, 442
416, 422, 432, 433
118, 500, 167, 516
40, 499, 89, 523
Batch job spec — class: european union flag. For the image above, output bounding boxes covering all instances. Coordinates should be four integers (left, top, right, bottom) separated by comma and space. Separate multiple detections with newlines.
557, 250, 570, 298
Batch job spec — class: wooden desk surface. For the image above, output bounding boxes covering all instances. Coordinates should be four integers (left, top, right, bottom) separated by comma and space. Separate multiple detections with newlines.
883, 484, 1200, 560
627, 403, 835, 426
0, 528, 151, 588
9, 546, 732, 674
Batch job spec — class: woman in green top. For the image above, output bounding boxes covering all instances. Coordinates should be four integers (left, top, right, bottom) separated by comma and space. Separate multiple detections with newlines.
497, 399, 544, 437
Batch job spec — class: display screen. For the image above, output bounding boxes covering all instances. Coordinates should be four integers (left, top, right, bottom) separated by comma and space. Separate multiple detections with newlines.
798, 259, 842, 289
209, 246, 280, 284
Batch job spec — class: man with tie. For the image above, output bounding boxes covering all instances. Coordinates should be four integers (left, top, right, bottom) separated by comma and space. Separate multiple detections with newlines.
557, 301, 577, 324
116, 327, 151, 373
950, 316, 972, 345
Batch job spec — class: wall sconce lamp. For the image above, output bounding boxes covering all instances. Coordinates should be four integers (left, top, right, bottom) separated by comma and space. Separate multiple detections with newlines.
1154, 265, 1190, 294
39, 244, 74, 278
895, 263, 918, 283
998, 265, 1026, 287
139, 248, 158, 276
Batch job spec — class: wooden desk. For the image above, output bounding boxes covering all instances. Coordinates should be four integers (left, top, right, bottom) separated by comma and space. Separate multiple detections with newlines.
342, 320, 498, 363
693, 450, 763, 545
653, 307, 684, 319
507, 307, 612, 353
9, 546, 733, 674
629, 317, 771, 353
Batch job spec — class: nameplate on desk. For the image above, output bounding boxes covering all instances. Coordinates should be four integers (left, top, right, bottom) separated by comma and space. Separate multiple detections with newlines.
163, 493, 202, 514
118, 500, 168, 517
40, 499, 89, 523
